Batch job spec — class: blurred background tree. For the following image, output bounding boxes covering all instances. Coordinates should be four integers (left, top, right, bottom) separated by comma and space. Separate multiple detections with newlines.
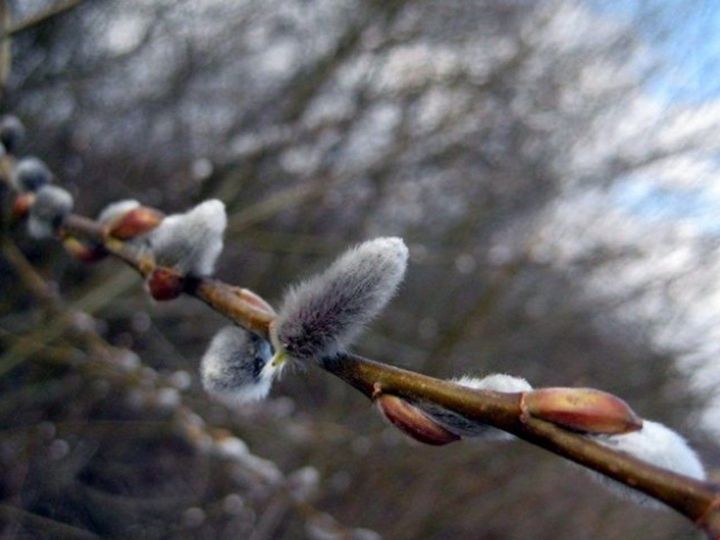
1, 0, 719, 538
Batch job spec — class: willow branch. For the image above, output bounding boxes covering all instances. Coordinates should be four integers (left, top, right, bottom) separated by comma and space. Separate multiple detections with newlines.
54, 209, 720, 537
0, 151, 717, 536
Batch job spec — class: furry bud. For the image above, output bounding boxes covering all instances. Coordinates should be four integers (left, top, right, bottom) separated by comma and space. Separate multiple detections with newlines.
98, 199, 140, 225
419, 374, 532, 439
522, 387, 642, 435
201, 326, 277, 404
12, 157, 53, 192
146, 199, 226, 276
273, 237, 408, 361
590, 421, 706, 507
0, 115, 25, 154
147, 268, 185, 301
28, 185, 73, 239
376, 394, 460, 446
108, 206, 164, 240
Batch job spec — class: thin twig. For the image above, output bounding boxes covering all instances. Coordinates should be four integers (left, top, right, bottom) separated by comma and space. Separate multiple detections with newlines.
1, 0, 85, 39
55, 209, 720, 537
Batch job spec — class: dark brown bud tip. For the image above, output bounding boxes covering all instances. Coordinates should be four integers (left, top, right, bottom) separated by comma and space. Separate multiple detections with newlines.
522, 387, 643, 435
376, 394, 461, 446
11, 192, 35, 220
147, 268, 185, 301
62, 236, 108, 263
108, 207, 164, 240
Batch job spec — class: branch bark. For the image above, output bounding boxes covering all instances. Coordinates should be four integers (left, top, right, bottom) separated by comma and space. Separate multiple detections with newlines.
3, 173, 719, 537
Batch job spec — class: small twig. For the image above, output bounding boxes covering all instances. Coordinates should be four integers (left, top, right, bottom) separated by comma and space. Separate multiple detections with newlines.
56, 208, 720, 537
1, 0, 85, 39
0, 503, 100, 540
0, 0, 11, 90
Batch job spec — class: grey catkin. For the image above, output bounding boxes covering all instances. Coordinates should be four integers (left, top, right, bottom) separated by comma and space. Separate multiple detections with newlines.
97, 199, 140, 225
273, 237, 408, 361
200, 326, 276, 404
146, 199, 226, 276
28, 185, 73, 239
12, 157, 53, 192
419, 374, 532, 440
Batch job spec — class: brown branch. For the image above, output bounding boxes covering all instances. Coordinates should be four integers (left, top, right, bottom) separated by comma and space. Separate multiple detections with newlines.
58, 208, 720, 537
3, 160, 719, 537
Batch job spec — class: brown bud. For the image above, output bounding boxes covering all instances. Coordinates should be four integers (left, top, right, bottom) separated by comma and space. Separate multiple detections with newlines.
522, 387, 642, 435
376, 394, 460, 446
235, 287, 276, 316
62, 236, 108, 263
147, 268, 185, 301
11, 192, 35, 220
108, 207, 164, 240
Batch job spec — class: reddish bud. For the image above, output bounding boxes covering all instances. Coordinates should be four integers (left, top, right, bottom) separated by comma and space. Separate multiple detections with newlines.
11, 192, 34, 220
62, 236, 107, 263
376, 394, 460, 446
235, 287, 276, 316
522, 387, 642, 435
108, 207, 164, 240
147, 268, 185, 301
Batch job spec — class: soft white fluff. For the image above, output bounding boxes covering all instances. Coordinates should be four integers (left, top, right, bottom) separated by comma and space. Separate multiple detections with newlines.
97, 199, 140, 225
28, 185, 73, 239
147, 199, 226, 275
453, 374, 532, 393
200, 326, 277, 404
0, 115, 25, 153
274, 237, 408, 361
418, 374, 532, 440
12, 157, 52, 192
590, 420, 706, 508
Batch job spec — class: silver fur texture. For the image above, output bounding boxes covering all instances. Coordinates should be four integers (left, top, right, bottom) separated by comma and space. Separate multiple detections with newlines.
419, 374, 532, 440
274, 237, 408, 361
201, 326, 275, 404
12, 157, 53, 192
97, 199, 140, 225
28, 185, 74, 239
0, 115, 25, 154
146, 199, 226, 275
588, 420, 705, 508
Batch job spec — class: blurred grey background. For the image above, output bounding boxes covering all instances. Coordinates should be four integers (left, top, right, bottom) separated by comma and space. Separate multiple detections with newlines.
1, 0, 719, 538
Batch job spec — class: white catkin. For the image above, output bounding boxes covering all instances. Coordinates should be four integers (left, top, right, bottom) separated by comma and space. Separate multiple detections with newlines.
200, 326, 277, 404
12, 157, 52, 192
419, 374, 532, 440
0, 115, 25, 153
97, 199, 140, 225
146, 199, 226, 275
274, 237, 408, 361
588, 420, 706, 509
28, 185, 73, 239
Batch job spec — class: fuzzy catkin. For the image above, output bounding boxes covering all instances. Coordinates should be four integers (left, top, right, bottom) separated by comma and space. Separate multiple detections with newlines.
12, 157, 52, 192
419, 374, 532, 439
146, 199, 226, 276
0, 115, 25, 153
98, 199, 140, 225
588, 420, 705, 508
274, 237, 408, 361
201, 326, 276, 404
28, 185, 73, 239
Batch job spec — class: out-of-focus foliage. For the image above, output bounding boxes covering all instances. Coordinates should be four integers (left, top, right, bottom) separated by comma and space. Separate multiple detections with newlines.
1, 0, 718, 538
